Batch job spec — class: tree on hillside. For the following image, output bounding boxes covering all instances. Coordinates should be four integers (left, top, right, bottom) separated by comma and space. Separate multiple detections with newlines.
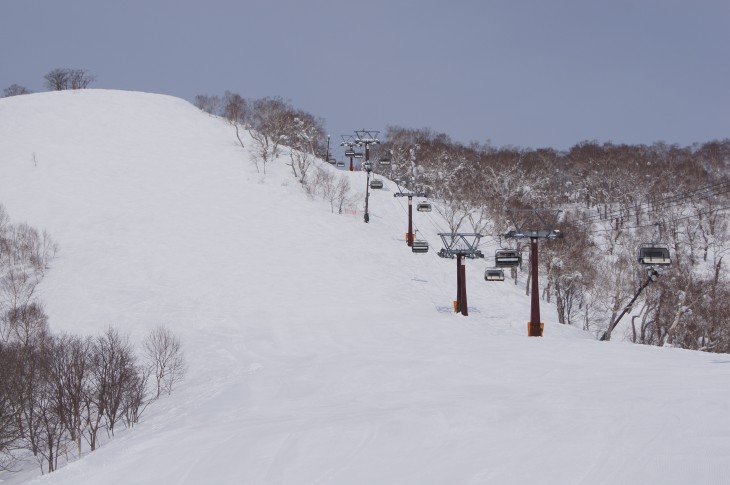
193, 94, 220, 115
3, 84, 32, 97
143, 326, 185, 399
0, 342, 20, 471
46, 334, 93, 457
247, 97, 298, 174
43, 68, 95, 91
221, 91, 248, 154
286, 111, 326, 184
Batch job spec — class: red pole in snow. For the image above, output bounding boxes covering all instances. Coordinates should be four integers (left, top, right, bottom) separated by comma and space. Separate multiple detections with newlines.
460, 255, 468, 316
407, 196, 414, 246
528, 237, 543, 336
455, 254, 462, 313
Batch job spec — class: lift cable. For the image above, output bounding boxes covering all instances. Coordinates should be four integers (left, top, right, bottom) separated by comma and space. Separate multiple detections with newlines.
570, 180, 730, 226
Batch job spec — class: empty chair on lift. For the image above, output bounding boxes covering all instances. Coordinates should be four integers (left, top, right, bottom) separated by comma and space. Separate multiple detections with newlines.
495, 249, 521, 267
378, 157, 391, 167
484, 268, 505, 281
336, 160, 345, 168
344, 149, 356, 157
638, 243, 671, 266
353, 151, 364, 159
417, 202, 432, 212
412, 240, 429, 253
369, 179, 383, 189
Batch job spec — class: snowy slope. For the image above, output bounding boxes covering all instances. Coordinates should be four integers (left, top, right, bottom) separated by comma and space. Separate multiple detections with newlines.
1, 90, 730, 485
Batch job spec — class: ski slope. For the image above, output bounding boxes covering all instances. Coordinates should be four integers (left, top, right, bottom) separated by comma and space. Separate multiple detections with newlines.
1, 90, 730, 484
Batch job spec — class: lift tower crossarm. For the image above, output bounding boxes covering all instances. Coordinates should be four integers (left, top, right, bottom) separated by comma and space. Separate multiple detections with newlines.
437, 233, 485, 259
354, 129, 380, 146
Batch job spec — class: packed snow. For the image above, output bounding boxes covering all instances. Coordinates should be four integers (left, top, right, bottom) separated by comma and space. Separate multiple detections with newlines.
1, 90, 730, 484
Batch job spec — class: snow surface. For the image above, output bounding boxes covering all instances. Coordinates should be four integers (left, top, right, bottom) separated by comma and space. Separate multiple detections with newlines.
2, 90, 730, 484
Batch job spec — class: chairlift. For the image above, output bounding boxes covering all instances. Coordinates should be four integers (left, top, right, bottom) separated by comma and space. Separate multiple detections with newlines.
484, 268, 505, 282
412, 240, 429, 254
369, 179, 383, 189
327, 158, 337, 165
417, 202, 432, 212
495, 249, 521, 268
336, 160, 345, 168
637, 243, 671, 266
345, 149, 355, 157
378, 157, 391, 167
353, 151, 364, 159
363, 161, 372, 171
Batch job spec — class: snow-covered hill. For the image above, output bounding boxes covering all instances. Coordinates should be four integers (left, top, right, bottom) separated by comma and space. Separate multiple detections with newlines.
1, 90, 729, 484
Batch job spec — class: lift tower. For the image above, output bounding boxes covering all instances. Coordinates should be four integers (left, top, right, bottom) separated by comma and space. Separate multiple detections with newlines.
394, 184, 427, 247
505, 209, 562, 336
437, 233, 484, 316
340, 135, 359, 172
354, 130, 380, 223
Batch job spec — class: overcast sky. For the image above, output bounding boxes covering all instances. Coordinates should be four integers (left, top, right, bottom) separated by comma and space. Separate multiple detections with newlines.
2, 0, 728, 153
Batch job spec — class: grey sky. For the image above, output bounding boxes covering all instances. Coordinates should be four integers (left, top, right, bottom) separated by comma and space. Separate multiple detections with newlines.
2, 0, 728, 153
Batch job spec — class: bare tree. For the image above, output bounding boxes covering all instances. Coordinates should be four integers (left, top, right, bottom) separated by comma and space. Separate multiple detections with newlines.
143, 326, 185, 399
121, 363, 150, 427
68, 69, 96, 89
47, 334, 92, 457
10, 341, 47, 463
3, 84, 32, 97
221, 91, 249, 164
2, 302, 49, 347
285, 111, 326, 184
43, 68, 94, 91
90, 327, 136, 437
0, 343, 20, 471
247, 97, 297, 174
306, 165, 335, 201
43, 69, 70, 91
194, 94, 221, 115
334, 175, 353, 214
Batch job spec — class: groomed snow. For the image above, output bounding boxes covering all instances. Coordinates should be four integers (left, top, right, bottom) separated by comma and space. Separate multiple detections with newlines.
1, 90, 729, 484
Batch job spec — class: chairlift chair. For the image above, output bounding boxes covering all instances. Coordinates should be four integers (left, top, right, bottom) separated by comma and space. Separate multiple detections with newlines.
378, 157, 391, 167
417, 202, 432, 212
369, 179, 383, 189
638, 243, 671, 266
344, 149, 355, 157
484, 268, 505, 282
327, 158, 337, 165
353, 151, 364, 159
412, 240, 429, 254
336, 160, 345, 168
495, 249, 521, 268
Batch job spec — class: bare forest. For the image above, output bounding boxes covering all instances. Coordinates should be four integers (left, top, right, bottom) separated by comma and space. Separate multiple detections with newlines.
373, 129, 730, 351
0, 206, 184, 474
